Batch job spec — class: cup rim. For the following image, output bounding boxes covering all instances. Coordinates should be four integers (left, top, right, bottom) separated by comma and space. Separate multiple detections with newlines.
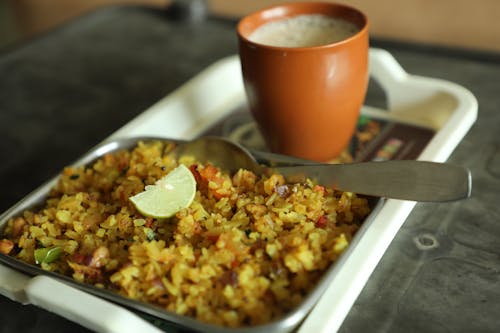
237, 1, 369, 51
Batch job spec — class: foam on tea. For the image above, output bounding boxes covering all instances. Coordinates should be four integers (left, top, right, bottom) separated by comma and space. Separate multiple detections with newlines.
248, 14, 359, 48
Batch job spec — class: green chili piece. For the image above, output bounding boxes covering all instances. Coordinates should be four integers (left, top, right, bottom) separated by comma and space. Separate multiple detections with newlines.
34, 246, 62, 264
144, 228, 157, 241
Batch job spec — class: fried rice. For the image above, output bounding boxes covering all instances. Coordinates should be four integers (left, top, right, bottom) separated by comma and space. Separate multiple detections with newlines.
0, 140, 371, 327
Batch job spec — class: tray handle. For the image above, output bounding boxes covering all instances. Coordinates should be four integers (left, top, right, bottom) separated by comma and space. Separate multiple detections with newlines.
369, 48, 477, 116
24, 276, 165, 333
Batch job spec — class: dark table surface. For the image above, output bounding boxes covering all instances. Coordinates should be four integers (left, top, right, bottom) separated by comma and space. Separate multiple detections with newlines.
1, 4, 499, 333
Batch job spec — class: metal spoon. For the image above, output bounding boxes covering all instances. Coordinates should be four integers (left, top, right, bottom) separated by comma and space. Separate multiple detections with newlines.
173, 136, 471, 202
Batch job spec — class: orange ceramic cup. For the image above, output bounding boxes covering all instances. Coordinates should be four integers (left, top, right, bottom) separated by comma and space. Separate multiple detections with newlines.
237, 2, 369, 161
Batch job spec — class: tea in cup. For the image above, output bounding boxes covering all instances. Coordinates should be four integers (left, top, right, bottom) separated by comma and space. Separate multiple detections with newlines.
237, 2, 369, 161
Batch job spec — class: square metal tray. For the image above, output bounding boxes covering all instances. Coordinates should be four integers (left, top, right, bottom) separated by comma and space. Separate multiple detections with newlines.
0, 135, 384, 333
0, 48, 477, 333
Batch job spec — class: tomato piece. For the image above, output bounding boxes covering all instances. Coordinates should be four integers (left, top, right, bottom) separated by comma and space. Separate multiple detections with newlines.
315, 215, 329, 229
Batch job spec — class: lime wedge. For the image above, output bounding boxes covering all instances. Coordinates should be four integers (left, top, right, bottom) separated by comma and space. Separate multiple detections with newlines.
129, 164, 196, 218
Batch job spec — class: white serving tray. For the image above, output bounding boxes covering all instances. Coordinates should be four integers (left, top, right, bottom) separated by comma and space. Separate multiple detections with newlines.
0, 48, 477, 333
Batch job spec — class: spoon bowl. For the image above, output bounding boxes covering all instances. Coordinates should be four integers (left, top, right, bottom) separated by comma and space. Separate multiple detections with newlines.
173, 136, 262, 174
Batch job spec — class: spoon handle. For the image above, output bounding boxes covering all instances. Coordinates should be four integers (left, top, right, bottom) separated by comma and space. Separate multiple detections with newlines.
274, 160, 471, 202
